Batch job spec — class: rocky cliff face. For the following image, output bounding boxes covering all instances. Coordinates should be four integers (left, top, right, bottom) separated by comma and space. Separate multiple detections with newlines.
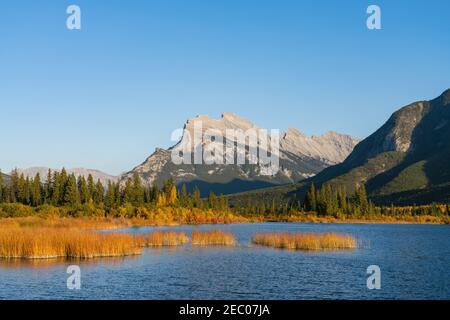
308, 88, 450, 204
121, 113, 360, 195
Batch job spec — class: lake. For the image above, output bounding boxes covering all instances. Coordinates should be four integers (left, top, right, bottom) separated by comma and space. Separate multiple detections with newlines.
0, 223, 449, 300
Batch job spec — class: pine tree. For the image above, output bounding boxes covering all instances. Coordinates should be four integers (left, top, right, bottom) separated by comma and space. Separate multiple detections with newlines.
180, 184, 188, 206
304, 183, 317, 212
9, 169, 19, 203
114, 182, 121, 206
44, 169, 52, 204
132, 173, 144, 205
355, 184, 369, 214
192, 186, 201, 208
31, 173, 42, 206
122, 178, 133, 204
337, 187, 348, 213
59, 168, 68, 201
163, 177, 175, 196
105, 181, 115, 208
93, 180, 104, 204
52, 172, 61, 205
149, 183, 159, 204
78, 176, 89, 204
64, 174, 80, 206
87, 174, 95, 201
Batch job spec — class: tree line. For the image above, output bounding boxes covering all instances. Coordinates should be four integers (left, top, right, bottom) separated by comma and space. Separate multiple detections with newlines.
0, 169, 229, 211
0, 169, 449, 218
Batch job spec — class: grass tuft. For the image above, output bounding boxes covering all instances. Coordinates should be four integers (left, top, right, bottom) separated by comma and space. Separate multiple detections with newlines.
252, 232, 357, 251
0, 227, 142, 259
142, 231, 189, 247
191, 230, 236, 246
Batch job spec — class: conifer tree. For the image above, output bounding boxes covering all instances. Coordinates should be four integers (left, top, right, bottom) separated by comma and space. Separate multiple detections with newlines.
87, 174, 95, 201
52, 172, 61, 205
9, 169, 19, 203
93, 180, 104, 204
149, 183, 159, 204
105, 181, 115, 208
64, 174, 80, 206
180, 184, 188, 206
122, 178, 133, 204
44, 169, 52, 204
78, 176, 89, 204
132, 173, 144, 205
304, 183, 317, 212
59, 168, 68, 201
192, 186, 201, 208
31, 173, 42, 206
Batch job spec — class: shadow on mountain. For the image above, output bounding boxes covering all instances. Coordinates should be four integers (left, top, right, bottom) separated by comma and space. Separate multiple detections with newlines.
179, 179, 278, 197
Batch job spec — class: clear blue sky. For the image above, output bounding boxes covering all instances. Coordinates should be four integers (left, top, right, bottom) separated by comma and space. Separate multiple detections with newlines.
1, 0, 449, 175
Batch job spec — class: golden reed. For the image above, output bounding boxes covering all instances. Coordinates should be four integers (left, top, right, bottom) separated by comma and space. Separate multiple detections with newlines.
252, 232, 357, 250
191, 230, 237, 246
142, 231, 189, 247
0, 227, 142, 259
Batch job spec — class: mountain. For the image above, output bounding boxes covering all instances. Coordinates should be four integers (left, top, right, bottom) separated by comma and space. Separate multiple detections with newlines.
301, 88, 450, 205
13, 167, 118, 186
1, 173, 9, 185
121, 112, 360, 196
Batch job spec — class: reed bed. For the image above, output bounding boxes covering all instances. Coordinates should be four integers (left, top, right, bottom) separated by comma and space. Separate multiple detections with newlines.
191, 230, 236, 246
0, 227, 143, 259
142, 231, 189, 247
252, 232, 357, 251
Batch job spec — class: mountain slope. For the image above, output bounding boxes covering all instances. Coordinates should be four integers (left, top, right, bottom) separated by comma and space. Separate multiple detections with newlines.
1, 173, 9, 185
307, 88, 450, 204
13, 167, 118, 186
121, 113, 359, 196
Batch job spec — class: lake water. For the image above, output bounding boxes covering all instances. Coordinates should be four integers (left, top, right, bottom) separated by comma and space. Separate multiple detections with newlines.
0, 223, 449, 300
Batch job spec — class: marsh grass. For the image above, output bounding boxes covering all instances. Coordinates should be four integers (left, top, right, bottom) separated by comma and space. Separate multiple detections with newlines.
252, 232, 357, 251
191, 230, 236, 246
142, 231, 189, 247
0, 227, 142, 259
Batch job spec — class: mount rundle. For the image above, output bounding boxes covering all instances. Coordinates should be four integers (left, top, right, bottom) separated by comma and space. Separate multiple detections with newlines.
121, 113, 360, 195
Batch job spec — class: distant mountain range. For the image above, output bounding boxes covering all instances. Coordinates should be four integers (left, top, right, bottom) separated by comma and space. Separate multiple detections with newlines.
231, 88, 450, 205
120, 112, 360, 196
11, 167, 118, 186
6, 87, 449, 205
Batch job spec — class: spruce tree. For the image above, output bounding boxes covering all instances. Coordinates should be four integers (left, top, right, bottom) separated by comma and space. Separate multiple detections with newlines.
52, 172, 61, 205
44, 169, 52, 204
122, 178, 133, 204
64, 174, 80, 206
132, 173, 144, 205
105, 181, 115, 208
87, 174, 95, 201
304, 183, 317, 212
78, 176, 89, 204
192, 186, 201, 208
9, 169, 19, 203
31, 173, 42, 206
94, 180, 104, 204
59, 168, 68, 201
180, 184, 188, 206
